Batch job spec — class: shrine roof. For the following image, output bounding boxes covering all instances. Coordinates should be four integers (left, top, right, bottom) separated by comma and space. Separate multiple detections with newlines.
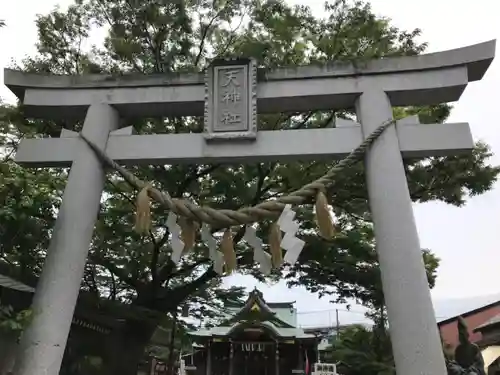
474, 313, 500, 332
190, 321, 315, 340
267, 301, 295, 308
0, 274, 35, 293
272, 306, 297, 327
220, 289, 295, 327
189, 289, 315, 340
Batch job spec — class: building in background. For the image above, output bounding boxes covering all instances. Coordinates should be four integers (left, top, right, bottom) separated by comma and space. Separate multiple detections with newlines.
0, 272, 174, 375
438, 300, 500, 374
0, 273, 118, 375
303, 326, 337, 354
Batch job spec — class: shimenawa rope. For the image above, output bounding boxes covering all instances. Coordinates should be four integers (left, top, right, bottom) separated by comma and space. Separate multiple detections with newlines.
79, 119, 395, 229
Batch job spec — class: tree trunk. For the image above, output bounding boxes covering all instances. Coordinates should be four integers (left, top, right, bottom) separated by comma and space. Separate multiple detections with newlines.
105, 319, 157, 375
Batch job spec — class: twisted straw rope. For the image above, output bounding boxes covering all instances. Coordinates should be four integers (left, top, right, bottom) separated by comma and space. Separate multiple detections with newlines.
80, 119, 395, 228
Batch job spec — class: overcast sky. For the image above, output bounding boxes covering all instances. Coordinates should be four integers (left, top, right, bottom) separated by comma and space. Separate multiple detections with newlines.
1, 0, 499, 327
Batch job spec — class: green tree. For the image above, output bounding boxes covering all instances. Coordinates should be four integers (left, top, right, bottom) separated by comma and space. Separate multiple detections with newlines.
325, 324, 395, 375
1, 0, 498, 374
0, 302, 33, 338
0, 103, 65, 278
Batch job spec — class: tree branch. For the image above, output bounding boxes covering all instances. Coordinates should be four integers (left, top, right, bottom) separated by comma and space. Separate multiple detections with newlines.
194, 5, 224, 68
95, 0, 144, 73
291, 111, 314, 129
93, 256, 141, 290
90, 264, 99, 295
176, 164, 221, 197
107, 178, 135, 206
329, 3, 347, 61
153, 158, 275, 298
154, 267, 217, 310
110, 272, 117, 300
211, 10, 247, 63
153, 163, 222, 282
123, 0, 158, 73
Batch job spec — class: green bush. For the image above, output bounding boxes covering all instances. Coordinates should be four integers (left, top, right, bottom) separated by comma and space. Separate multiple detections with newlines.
0, 302, 33, 338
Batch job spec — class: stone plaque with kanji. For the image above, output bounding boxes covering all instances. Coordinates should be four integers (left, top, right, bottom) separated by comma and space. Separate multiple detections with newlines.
204, 58, 257, 141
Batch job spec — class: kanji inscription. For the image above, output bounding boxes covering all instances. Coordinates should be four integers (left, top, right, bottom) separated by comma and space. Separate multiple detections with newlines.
215, 66, 247, 132
204, 59, 257, 141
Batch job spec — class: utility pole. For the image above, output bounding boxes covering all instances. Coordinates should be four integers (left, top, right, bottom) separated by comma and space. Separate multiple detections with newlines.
335, 309, 340, 335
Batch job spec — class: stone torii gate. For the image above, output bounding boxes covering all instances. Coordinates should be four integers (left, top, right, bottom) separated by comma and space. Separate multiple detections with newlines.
4, 40, 496, 375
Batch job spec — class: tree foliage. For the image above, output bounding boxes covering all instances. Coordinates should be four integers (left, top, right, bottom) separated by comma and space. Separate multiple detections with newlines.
0, 302, 32, 337
1, 0, 498, 373
0, 103, 65, 279
325, 324, 395, 375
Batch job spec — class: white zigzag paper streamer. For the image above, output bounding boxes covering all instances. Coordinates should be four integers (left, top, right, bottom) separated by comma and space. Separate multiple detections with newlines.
201, 224, 224, 275
167, 212, 184, 264
277, 204, 305, 265
243, 226, 272, 275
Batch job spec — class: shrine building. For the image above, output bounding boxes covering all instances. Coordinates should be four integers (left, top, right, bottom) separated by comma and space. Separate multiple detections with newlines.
183, 289, 319, 375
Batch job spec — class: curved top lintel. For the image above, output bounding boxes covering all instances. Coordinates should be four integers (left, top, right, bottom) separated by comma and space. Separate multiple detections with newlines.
4, 40, 495, 99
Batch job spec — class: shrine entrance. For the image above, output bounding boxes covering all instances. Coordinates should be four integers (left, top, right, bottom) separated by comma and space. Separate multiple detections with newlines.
211, 340, 276, 375
231, 330, 276, 375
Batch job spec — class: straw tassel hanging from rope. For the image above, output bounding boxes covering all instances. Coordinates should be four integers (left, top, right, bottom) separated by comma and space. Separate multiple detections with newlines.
180, 218, 198, 253
268, 223, 283, 268
221, 228, 237, 274
315, 190, 336, 240
135, 184, 152, 234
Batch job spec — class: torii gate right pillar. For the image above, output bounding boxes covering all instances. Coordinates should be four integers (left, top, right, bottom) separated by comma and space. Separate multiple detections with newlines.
356, 90, 447, 375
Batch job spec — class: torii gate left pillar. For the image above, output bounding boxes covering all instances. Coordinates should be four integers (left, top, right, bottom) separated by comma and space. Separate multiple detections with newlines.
12, 104, 123, 375
4, 40, 495, 375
